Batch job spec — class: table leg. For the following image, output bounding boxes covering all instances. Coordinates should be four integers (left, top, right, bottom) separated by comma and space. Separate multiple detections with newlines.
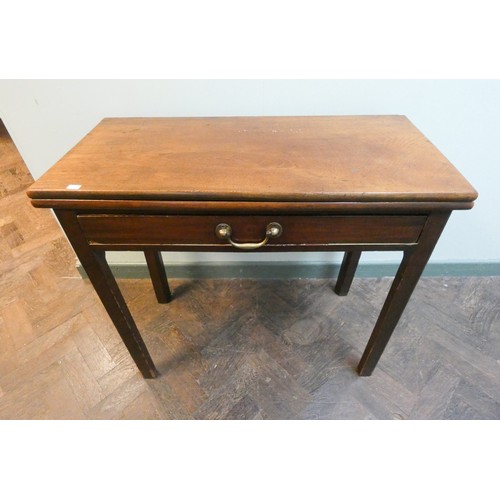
144, 250, 172, 303
55, 210, 158, 379
357, 212, 451, 376
335, 251, 362, 296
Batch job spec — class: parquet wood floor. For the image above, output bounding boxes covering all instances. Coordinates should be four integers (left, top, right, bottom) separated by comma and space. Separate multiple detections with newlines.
1, 120, 499, 419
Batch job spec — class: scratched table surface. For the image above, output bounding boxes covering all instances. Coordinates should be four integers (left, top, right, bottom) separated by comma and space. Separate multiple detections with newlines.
27, 115, 477, 204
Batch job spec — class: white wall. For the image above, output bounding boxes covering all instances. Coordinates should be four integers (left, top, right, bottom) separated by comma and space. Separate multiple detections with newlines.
0, 80, 497, 266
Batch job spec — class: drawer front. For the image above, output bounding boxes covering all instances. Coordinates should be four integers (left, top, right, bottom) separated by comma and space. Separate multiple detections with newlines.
77, 214, 426, 248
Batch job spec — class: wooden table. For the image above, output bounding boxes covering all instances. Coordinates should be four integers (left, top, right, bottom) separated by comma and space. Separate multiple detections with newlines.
27, 116, 477, 379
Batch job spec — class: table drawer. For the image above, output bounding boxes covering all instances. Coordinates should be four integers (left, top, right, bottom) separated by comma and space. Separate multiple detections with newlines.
77, 214, 426, 248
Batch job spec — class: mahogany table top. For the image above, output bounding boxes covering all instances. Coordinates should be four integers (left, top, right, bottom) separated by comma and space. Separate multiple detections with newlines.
27, 115, 477, 205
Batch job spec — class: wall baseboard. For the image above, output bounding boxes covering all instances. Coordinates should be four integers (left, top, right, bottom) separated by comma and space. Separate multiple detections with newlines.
77, 261, 500, 280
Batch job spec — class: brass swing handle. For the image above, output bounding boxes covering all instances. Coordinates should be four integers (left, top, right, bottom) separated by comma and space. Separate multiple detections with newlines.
215, 222, 283, 250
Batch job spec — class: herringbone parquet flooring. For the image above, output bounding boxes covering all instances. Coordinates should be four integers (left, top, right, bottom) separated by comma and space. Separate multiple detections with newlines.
1, 119, 499, 420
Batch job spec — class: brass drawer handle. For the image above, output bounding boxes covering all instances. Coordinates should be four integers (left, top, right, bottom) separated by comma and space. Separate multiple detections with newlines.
215, 222, 283, 250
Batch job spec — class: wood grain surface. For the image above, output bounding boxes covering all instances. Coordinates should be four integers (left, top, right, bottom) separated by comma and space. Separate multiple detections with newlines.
77, 214, 426, 246
27, 116, 477, 204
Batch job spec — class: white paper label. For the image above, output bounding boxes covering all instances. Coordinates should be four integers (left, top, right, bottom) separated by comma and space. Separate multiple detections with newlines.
66, 184, 82, 190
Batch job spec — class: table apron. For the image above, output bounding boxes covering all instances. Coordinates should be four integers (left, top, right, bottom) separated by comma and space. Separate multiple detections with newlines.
76, 214, 427, 250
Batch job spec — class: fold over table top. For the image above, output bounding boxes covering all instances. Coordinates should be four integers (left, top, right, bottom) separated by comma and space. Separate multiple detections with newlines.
27, 115, 477, 206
